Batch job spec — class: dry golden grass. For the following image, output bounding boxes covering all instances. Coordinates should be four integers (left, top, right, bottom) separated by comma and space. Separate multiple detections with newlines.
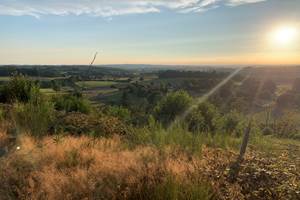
0, 132, 299, 200
0, 133, 215, 200
0, 131, 7, 147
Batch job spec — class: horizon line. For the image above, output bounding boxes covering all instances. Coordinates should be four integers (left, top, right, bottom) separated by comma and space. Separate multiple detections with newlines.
0, 64, 300, 67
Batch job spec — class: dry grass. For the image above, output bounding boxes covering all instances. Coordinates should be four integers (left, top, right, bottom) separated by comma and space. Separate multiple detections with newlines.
0, 132, 299, 200
0, 131, 8, 147
0, 133, 214, 200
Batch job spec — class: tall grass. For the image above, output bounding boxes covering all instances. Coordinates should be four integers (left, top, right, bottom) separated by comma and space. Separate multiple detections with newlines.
0, 134, 214, 200
1, 126, 298, 199
126, 123, 242, 156
13, 89, 55, 137
250, 133, 300, 155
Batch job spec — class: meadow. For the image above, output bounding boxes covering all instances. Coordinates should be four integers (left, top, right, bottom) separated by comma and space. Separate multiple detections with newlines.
76, 81, 118, 88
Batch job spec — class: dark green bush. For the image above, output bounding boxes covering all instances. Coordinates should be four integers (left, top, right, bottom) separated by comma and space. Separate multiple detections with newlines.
0, 75, 55, 137
53, 94, 91, 114
154, 90, 192, 126
14, 88, 55, 137
222, 110, 243, 135
102, 105, 132, 124
0, 74, 38, 103
186, 102, 220, 134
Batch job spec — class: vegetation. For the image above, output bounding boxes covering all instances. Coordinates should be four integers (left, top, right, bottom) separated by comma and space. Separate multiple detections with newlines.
0, 74, 38, 103
13, 91, 55, 137
76, 80, 118, 88
154, 90, 192, 126
52, 93, 91, 114
0, 67, 300, 200
185, 102, 221, 134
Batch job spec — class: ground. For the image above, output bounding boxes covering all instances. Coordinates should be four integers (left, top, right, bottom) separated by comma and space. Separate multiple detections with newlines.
0, 131, 299, 200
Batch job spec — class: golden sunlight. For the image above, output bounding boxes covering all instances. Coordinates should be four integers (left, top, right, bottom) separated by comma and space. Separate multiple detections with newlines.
270, 25, 298, 46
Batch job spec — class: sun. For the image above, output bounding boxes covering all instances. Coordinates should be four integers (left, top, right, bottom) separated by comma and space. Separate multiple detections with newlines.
270, 25, 298, 46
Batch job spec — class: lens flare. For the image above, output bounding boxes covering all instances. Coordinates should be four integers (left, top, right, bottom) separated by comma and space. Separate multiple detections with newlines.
169, 67, 245, 129
270, 25, 298, 46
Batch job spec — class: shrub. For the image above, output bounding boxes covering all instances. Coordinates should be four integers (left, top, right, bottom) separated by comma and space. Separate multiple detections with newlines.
0, 74, 37, 103
222, 110, 243, 135
50, 80, 61, 91
53, 94, 91, 114
186, 102, 220, 134
14, 89, 55, 137
55, 112, 128, 137
102, 105, 131, 124
271, 112, 300, 139
256, 111, 300, 140
154, 90, 192, 126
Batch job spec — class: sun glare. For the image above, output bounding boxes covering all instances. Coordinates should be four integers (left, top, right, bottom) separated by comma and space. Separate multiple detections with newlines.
270, 25, 298, 46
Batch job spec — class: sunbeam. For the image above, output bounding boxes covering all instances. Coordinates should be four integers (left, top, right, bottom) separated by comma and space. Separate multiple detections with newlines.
169, 67, 245, 129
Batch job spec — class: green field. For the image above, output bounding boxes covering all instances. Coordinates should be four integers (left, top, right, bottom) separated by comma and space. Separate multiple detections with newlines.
0, 76, 66, 82
40, 88, 69, 96
0, 77, 10, 81
40, 88, 56, 93
76, 81, 118, 88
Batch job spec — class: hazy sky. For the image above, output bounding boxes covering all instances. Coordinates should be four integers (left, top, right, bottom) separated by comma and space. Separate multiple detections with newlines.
0, 0, 300, 65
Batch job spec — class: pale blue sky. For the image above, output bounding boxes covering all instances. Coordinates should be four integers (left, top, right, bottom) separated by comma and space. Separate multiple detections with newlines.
0, 0, 300, 65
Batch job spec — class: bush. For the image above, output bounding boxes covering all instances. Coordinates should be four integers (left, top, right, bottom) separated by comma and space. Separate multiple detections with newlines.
271, 112, 300, 139
154, 90, 192, 126
14, 89, 55, 137
102, 105, 131, 124
186, 102, 220, 134
53, 94, 91, 114
222, 110, 243, 135
55, 112, 128, 137
0, 74, 38, 103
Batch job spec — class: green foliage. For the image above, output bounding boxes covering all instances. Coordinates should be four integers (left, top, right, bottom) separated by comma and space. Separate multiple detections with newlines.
52, 93, 91, 114
126, 123, 241, 154
271, 112, 300, 139
77, 81, 117, 88
250, 132, 300, 155
0, 74, 38, 103
51, 80, 61, 91
132, 174, 213, 200
255, 110, 300, 140
14, 89, 55, 137
186, 102, 220, 134
121, 91, 130, 107
103, 105, 131, 123
222, 110, 243, 136
0, 75, 57, 137
154, 90, 192, 126
126, 125, 201, 154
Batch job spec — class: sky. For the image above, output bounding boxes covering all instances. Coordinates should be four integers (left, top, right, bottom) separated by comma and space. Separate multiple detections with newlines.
0, 0, 300, 65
